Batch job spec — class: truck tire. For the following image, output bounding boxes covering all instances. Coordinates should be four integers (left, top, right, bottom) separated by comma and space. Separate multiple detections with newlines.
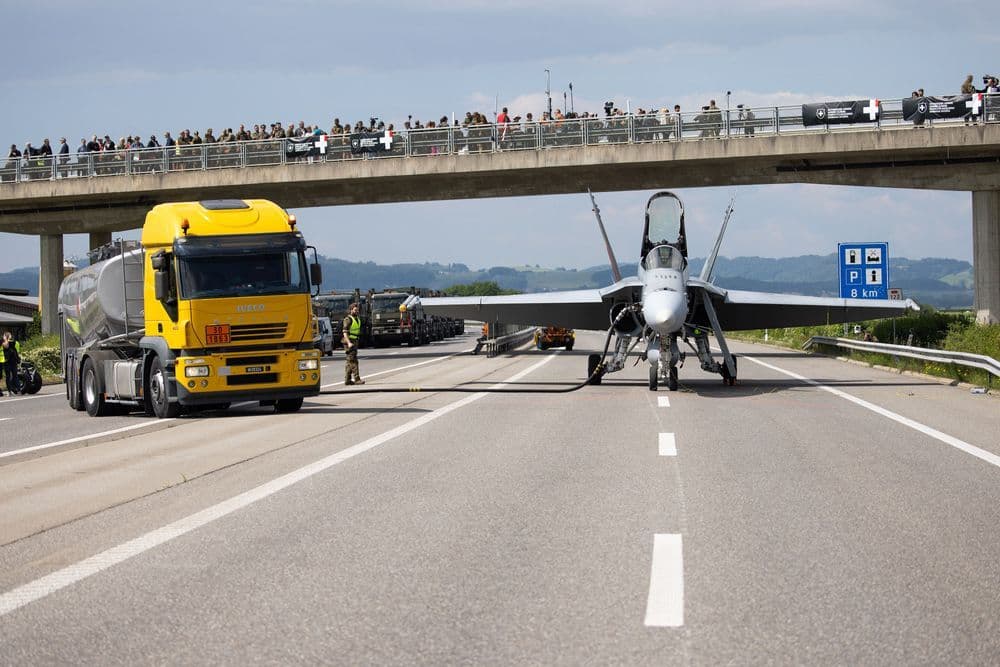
67, 359, 84, 411
82, 357, 112, 417
149, 355, 181, 419
274, 397, 304, 413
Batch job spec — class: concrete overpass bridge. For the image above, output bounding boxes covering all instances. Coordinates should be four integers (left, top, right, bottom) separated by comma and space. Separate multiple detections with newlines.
2, 99, 999, 331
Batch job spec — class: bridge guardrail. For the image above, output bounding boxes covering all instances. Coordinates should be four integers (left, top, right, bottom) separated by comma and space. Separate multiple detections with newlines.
803, 336, 1000, 381
2, 94, 998, 185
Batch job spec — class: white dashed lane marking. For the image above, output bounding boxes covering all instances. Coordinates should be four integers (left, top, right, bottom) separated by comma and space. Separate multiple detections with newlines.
658, 433, 677, 457
645, 534, 684, 627
657, 396, 670, 408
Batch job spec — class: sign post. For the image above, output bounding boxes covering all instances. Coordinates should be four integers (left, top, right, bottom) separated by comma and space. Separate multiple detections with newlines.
839, 242, 889, 299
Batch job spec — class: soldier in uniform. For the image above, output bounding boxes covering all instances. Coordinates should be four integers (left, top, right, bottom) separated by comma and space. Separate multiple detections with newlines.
342, 302, 365, 385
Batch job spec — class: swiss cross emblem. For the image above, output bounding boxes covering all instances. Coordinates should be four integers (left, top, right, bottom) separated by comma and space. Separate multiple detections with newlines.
379, 130, 394, 150
863, 99, 879, 121
314, 134, 328, 154
966, 93, 983, 116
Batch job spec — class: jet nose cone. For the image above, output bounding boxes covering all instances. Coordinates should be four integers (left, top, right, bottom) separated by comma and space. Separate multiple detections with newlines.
642, 290, 687, 334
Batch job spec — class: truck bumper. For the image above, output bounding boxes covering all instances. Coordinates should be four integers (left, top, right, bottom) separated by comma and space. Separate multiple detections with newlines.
174, 348, 321, 405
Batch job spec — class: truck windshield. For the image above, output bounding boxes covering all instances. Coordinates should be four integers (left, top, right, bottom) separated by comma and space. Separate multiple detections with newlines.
316, 296, 352, 316
178, 251, 309, 299
372, 295, 407, 313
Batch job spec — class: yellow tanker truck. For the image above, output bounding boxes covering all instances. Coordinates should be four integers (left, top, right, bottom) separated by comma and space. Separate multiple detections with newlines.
59, 199, 323, 417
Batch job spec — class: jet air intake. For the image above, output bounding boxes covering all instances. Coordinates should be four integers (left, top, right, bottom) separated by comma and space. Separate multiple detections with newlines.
610, 302, 644, 336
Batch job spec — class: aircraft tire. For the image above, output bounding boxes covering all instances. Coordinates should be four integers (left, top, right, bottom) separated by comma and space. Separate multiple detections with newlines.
587, 354, 603, 385
722, 356, 738, 386
648, 365, 658, 391
668, 366, 678, 391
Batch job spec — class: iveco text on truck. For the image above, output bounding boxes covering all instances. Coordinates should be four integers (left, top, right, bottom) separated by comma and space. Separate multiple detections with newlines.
59, 199, 323, 417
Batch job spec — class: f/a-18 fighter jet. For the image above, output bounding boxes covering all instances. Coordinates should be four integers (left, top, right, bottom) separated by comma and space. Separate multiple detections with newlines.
422, 191, 919, 391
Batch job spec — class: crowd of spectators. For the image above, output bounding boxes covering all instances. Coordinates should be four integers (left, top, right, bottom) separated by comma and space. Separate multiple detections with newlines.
3, 80, 997, 180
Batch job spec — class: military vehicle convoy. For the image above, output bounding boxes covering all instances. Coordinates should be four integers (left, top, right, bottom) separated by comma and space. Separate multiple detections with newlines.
59, 199, 323, 417
312, 287, 465, 349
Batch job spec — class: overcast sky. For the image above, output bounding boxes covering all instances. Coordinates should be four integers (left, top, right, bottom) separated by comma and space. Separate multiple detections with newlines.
0, 0, 991, 272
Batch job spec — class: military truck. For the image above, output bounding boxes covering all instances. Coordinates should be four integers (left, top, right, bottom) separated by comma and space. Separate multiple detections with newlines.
367, 290, 426, 347
59, 199, 322, 417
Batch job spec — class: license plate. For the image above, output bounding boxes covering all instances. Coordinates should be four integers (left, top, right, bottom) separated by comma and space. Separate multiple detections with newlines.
205, 324, 231, 344
245, 366, 264, 373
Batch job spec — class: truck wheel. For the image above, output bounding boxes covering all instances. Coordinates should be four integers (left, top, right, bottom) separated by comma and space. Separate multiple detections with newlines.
149, 355, 180, 418
274, 397, 304, 413
67, 359, 84, 411
82, 357, 112, 417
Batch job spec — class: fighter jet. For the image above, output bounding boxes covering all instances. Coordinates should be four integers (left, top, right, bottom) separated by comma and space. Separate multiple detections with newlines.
422, 191, 919, 390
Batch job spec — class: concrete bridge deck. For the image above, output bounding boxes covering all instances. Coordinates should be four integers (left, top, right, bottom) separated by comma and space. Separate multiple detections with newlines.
1, 117, 998, 329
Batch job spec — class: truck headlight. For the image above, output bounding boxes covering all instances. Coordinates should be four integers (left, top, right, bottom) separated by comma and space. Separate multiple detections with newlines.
184, 365, 210, 377
298, 359, 319, 371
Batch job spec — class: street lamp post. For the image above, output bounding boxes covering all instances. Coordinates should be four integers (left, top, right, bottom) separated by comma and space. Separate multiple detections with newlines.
545, 69, 552, 119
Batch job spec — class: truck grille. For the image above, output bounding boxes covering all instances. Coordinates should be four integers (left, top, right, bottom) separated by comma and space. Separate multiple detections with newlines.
225, 355, 278, 366
227, 373, 279, 386
229, 323, 287, 342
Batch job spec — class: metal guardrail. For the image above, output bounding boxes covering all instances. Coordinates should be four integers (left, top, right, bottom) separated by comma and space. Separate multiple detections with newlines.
804, 336, 1000, 380
484, 326, 536, 358
2, 94, 998, 185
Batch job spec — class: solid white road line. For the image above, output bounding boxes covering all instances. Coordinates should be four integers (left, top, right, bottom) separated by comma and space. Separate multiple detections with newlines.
0, 353, 559, 617
2, 352, 474, 462
744, 355, 1000, 470
0, 417, 10, 422
0, 392, 61, 404
657, 396, 670, 408
0, 420, 178, 460
644, 533, 684, 627
320, 348, 469, 389
658, 433, 677, 457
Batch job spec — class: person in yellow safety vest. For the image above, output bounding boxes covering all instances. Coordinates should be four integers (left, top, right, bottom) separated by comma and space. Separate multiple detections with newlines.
341, 302, 365, 385
1, 331, 22, 396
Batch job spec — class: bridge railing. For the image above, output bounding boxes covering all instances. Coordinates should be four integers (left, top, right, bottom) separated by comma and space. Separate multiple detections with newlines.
2, 94, 997, 185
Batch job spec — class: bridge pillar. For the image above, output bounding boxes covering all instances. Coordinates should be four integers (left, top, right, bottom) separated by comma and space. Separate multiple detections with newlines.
89, 231, 112, 258
39, 234, 64, 335
973, 191, 1000, 325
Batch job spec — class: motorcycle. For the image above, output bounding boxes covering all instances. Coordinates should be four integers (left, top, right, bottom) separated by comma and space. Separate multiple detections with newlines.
10, 360, 42, 395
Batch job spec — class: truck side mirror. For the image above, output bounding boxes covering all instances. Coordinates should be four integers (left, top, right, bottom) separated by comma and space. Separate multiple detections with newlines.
154, 270, 170, 301
310, 263, 322, 289
150, 251, 167, 271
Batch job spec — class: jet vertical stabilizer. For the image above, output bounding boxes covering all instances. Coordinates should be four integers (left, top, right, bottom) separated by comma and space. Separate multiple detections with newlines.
588, 189, 622, 283
700, 196, 735, 283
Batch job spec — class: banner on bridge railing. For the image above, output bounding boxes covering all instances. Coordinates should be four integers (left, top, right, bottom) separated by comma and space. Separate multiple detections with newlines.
285, 134, 326, 158
902, 94, 983, 122
350, 131, 395, 155
802, 99, 881, 126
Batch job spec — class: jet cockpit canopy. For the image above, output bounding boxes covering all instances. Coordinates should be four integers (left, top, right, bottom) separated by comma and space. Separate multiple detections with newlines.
643, 245, 687, 272
642, 191, 687, 259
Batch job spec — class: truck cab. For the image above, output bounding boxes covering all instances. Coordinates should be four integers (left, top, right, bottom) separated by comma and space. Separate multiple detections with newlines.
60, 199, 323, 418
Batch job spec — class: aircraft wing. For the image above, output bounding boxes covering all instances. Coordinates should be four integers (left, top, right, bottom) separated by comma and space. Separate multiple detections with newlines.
688, 279, 919, 331
422, 277, 642, 331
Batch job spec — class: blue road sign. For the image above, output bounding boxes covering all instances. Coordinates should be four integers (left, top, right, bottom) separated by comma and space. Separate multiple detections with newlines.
839, 242, 889, 299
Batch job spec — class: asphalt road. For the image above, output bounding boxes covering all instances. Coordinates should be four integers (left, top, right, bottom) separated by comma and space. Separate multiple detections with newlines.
1, 331, 998, 664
